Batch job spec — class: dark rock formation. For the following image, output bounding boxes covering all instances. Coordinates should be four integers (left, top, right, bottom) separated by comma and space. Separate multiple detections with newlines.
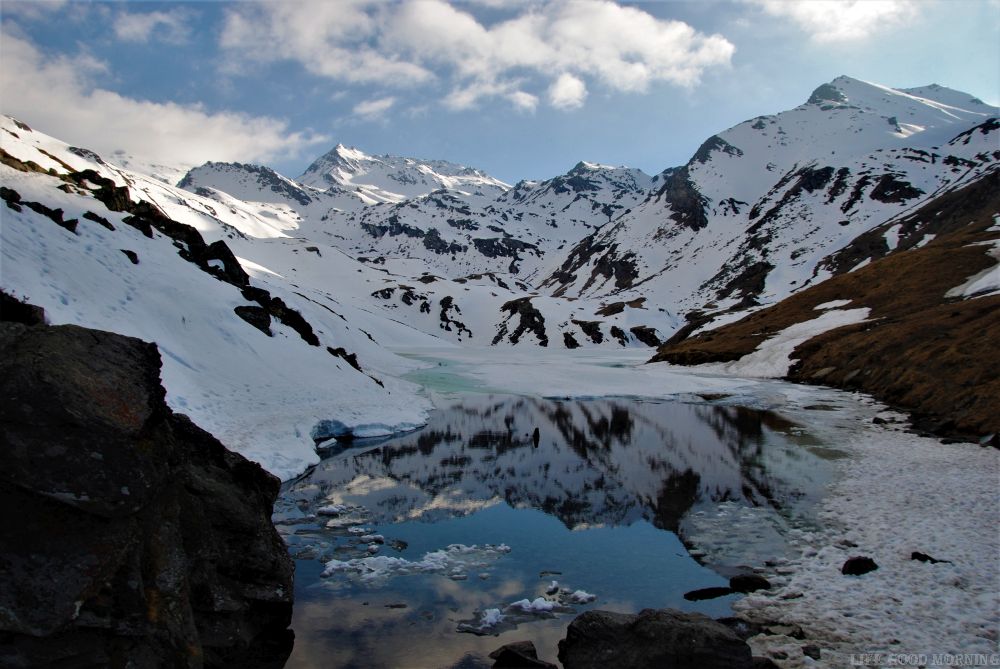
234, 305, 273, 336
629, 326, 661, 347
911, 551, 949, 564
572, 319, 603, 344
489, 640, 557, 668
493, 297, 548, 346
0, 299, 293, 668
653, 166, 708, 231
557, 609, 753, 669
730, 574, 771, 593
841, 556, 879, 576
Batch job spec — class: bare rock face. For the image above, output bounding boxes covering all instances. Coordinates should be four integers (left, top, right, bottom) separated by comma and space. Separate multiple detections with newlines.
557, 608, 753, 669
0, 296, 293, 668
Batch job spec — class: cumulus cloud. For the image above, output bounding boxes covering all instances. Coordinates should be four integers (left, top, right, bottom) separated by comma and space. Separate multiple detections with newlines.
548, 73, 587, 109
113, 8, 194, 45
219, 2, 432, 85
353, 96, 397, 119
219, 0, 735, 111
751, 0, 918, 42
0, 30, 328, 168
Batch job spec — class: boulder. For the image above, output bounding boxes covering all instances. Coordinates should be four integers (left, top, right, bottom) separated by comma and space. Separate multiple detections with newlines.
489, 640, 557, 668
730, 574, 771, 593
841, 556, 879, 575
557, 608, 753, 669
0, 298, 293, 668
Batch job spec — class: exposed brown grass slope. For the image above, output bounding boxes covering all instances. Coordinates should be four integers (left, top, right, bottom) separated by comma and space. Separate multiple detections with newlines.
651, 170, 1000, 438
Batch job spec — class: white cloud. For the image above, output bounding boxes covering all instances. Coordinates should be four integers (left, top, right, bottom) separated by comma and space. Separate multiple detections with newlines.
219, 2, 433, 86
219, 0, 735, 111
548, 73, 587, 109
508, 90, 539, 113
353, 96, 397, 119
751, 0, 918, 42
0, 30, 328, 168
113, 8, 194, 45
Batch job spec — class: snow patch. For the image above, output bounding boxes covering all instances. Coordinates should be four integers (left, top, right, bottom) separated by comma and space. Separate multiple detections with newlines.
814, 299, 853, 310
945, 239, 1000, 299
698, 309, 871, 378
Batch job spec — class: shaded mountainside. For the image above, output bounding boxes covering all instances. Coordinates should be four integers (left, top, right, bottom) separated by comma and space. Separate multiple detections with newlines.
652, 170, 1000, 439
0, 296, 294, 668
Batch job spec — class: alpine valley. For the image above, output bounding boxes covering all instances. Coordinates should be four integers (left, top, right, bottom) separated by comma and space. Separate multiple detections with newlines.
3, 76, 997, 477
3, 74, 1000, 668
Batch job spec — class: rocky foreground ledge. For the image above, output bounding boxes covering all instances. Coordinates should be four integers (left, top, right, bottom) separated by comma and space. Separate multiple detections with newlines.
0, 293, 293, 667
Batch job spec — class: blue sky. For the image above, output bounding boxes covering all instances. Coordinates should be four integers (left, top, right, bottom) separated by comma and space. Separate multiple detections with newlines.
2, 0, 997, 183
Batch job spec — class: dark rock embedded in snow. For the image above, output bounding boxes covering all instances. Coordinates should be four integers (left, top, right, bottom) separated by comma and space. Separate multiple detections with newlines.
730, 574, 772, 593
235, 304, 273, 335
557, 608, 753, 669
842, 556, 879, 575
494, 297, 548, 346
911, 551, 950, 564
629, 325, 661, 347
0, 298, 294, 668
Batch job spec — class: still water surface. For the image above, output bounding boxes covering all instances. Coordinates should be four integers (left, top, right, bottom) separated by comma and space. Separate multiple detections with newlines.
277, 393, 837, 668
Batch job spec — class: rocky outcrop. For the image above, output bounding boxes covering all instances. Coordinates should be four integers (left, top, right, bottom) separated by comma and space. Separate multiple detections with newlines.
0, 297, 293, 668
557, 608, 753, 669
493, 297, 548, 346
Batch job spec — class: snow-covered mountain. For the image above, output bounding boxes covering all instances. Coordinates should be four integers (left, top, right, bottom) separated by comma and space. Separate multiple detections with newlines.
541, 76, 998, 320
296, 143, 510, 201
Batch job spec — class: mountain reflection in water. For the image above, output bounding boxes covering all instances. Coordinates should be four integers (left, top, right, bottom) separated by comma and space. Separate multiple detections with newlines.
286, 394, 816, 536
277, 395, 834, 669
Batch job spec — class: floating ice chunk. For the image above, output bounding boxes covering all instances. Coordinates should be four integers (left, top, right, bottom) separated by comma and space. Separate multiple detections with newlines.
360, 534, 385, 543
569, 590, 597, 603
347, 526, 370, 534
367, 544, 380, 554
317, 504, 347, 516
510, 597, 557, 613
321, 543, 511, 583
545, 580, 560, 595
481, 608, 504, 626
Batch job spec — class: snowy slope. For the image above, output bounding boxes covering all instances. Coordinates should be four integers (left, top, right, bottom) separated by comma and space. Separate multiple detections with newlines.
0, 116, 434, 480
541, 77, 998, 320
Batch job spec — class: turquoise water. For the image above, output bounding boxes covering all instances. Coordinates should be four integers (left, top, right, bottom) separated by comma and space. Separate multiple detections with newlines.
277, 394, 835, 668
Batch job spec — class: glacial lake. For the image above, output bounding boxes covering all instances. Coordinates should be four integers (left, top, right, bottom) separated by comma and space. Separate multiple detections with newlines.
275, 392, 841, 668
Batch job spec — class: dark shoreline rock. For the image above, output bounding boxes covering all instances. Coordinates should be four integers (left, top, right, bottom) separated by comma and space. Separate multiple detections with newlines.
0, 296, 294, 667
557, 608, 753, 669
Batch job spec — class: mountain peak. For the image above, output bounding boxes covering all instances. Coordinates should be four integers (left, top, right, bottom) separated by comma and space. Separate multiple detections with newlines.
807, 81, 850, 106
